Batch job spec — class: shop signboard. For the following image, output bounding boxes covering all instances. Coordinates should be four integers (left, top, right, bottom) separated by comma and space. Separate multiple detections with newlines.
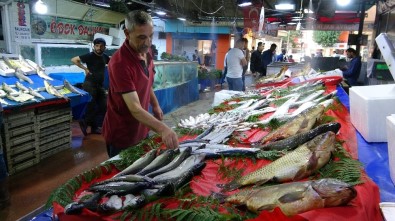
14, 26, 31, 43
30, 15, 113, 41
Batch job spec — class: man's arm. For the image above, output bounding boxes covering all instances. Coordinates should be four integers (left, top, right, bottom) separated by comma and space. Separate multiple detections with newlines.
150, 88, 163, 121
342, 58, 360, 78
122, 91, 178, 148
71, 56, 90, 76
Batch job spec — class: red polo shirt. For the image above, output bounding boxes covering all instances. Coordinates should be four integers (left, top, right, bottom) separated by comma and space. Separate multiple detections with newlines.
102, 41, 155, 148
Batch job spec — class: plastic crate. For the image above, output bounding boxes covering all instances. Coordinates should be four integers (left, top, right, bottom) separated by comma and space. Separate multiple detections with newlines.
3, 116, 35, 130
40, 143, 70, 160
39, 136, 71, 152
5, 141, 38, 156
4, 123, 36, 138
37, 115, 72, 129
3, 109, 35, 122
36, 108, 71, 122
38, 123, 70, 138
39, 130, 71, 146
7, 156, 39, 175
36, 103, 70, 114
3, 133, 37, 148
6, 148, 39, 165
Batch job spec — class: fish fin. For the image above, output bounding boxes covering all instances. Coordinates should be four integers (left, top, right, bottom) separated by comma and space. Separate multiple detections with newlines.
257, 204, 277, 211
278, 191, 305, 203
210, 191, 227, 204
254, 179, 270, 187
306, 152, 318, 171
298, 117, 309, 131
293, 167, 308, 181
217, 181, 240, 192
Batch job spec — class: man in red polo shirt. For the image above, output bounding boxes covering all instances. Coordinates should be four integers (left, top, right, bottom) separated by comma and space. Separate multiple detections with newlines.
102, 10, 178, 157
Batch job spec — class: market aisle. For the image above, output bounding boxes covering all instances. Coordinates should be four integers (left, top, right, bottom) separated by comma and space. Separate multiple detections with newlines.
0, 75, 255, 221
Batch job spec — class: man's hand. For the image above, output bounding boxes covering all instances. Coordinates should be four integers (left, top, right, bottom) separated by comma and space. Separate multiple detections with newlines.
152, 106, 163, 121
85, 69, 91, 76
161, 127, 179, 149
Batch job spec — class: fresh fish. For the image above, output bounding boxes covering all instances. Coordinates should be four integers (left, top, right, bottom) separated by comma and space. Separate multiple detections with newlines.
195, 125, 215, 140
258, 95, 300, 124
261, 105, 325, 144
113, 149, 157, 177
141, 183, 175, 202
223, 178, 357, 216
192, 146, 260, 158
44, 80, 68, 99
122, 194, 146, 210
179, 139, 208, 145
153, 154, 206, 184
89, 181, 153, 195
2, 82, 18, 95
0, 60, 12, 72
28, 87, 45, 99
64, 79, 83, 95
91, 174, 155, 186
15, 81, 29, 93
0, 89, 6, 98
36, 64, 54, 81
2, 56, 16, 69
219, 131, 336, 191
6, 94, 20, 102
136, 149, 176, 176
0, 98, 8, 105
64, 192, 102, 215
146, 147, 192, 178
18, 55, 35, 70
291, 90, 325, 107
15, 68, 33, 84
256, 122, 341, 151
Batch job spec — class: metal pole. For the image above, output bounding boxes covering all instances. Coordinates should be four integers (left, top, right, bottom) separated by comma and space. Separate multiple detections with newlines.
356, 0, 366, 55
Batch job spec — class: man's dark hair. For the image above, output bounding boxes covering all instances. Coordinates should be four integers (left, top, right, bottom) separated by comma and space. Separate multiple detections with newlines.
346, 48, 357, 54
241, 37, 248, 43
93, 38, 106, 46
271, 43, 277, 48
257, 42, 263, 47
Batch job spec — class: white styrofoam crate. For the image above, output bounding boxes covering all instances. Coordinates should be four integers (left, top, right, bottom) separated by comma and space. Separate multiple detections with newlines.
350, 84, 395, 142
109, 27, 125, 39
112, 37, 125, 46
386, 115, 395, 185
93, 33, 113, 46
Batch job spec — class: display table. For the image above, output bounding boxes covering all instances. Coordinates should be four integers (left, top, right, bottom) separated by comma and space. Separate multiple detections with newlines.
28, 84, 391, 221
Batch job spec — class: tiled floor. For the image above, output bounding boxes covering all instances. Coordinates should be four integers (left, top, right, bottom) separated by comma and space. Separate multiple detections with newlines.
0, 75, 255, 221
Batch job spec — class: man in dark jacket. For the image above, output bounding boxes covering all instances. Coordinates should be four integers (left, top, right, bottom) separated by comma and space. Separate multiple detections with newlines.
261, 43, 277, 76
250, 42, 264, 76
342, 48, 361, 86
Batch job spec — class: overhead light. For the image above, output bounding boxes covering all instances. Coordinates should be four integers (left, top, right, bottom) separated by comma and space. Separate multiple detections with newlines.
271, 21, 281, 25
292, 18, 302, 21
34, 0, 48, 14
237, 0, 252, 7
178, 17, 186, 21
287, 22, 297, 25
275, 3, 295, 10
303, 9, 314, 13
156, 11, 166, 16
337, 0, 351, 6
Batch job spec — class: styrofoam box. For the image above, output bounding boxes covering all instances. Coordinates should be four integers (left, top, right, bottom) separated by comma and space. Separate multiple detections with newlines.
109, 27, 124, 39
386, 115, 395, 185
350, 84, 395, 142
93, 33, 113, 46
112, 37, 125, 46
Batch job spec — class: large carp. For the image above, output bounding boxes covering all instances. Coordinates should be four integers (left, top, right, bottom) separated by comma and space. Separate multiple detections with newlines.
261, 104, 325, 144
220, 131, 336, 191
224, 178, 357, 216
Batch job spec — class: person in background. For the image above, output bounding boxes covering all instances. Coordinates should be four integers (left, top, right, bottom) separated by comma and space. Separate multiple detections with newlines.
0, 103, 10, 209
241, 38, 249, 91
250, 42, 264, 76
276, 49, 287, 62
288, 55, 295, 62
226, 38, 247, 91
103, 10, 178, 158
261, 43, 277, 76
341, 48, 362, 86
71, 38, 110, 135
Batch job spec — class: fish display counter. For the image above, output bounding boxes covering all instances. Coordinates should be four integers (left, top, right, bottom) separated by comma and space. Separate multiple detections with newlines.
26, 80, 387, 221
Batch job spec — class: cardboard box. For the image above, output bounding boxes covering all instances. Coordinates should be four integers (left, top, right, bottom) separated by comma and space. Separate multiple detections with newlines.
112, 37, 125, 46
350, 84, 395, 142
109, 27, 125, 39
386, 115, 395, 185
93, 33, 113, 46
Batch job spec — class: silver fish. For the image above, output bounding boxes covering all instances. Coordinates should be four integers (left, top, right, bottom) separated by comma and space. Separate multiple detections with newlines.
28, 87, 45, 99
2, 56, 16, 69
15, 81, 29, 93
44, 80, 68, 99
2, 82, 18, 95
0, 89, 6, 98
114, 149, 157, 177
18, 55, 35, 70
36, 65, 53, 81
15, 68, 33, 84
146, 147, 192, 178
136, 149, 176, 176
64, 79, 83, 95
0, 98, 9, 105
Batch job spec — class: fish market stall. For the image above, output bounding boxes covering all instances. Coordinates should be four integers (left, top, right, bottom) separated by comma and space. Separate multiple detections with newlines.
0, 55, 91, 174
37, 79, 384, 221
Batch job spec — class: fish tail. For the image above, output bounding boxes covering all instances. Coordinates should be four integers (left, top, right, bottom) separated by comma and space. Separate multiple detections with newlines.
217, 180, 241, 192
210, 191, 227, 204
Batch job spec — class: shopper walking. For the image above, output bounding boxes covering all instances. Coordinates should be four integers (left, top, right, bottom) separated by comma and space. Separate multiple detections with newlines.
71, 38, 110, 135
0, 104, 10, 209
102, 10, 178, 157
225, 38, 247, 91
261, 43, 277, 76
250, 42, 264, 76
241, 38, 249, 91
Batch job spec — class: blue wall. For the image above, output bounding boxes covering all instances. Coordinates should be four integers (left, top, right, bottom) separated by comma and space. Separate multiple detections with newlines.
165, 20, 230, 34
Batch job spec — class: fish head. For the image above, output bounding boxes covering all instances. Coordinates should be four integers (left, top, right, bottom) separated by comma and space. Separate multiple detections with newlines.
309, 131, 336, 153
312, 178, 357, 207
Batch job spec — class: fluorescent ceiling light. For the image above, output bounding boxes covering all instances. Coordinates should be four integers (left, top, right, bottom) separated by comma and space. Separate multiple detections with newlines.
156, 11, 166, 15
271, 21, 281, 24
292, 18, 302, 21
304, 9, 314, 13
34, 0, 48, 14
238, 2, 252, 7
287, 22, 297, 25
92, 0, 110, 8
296, 22, 301, 31
275, 3, 295, 10
178, 17, 186, 21
337, 0, 351, 6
